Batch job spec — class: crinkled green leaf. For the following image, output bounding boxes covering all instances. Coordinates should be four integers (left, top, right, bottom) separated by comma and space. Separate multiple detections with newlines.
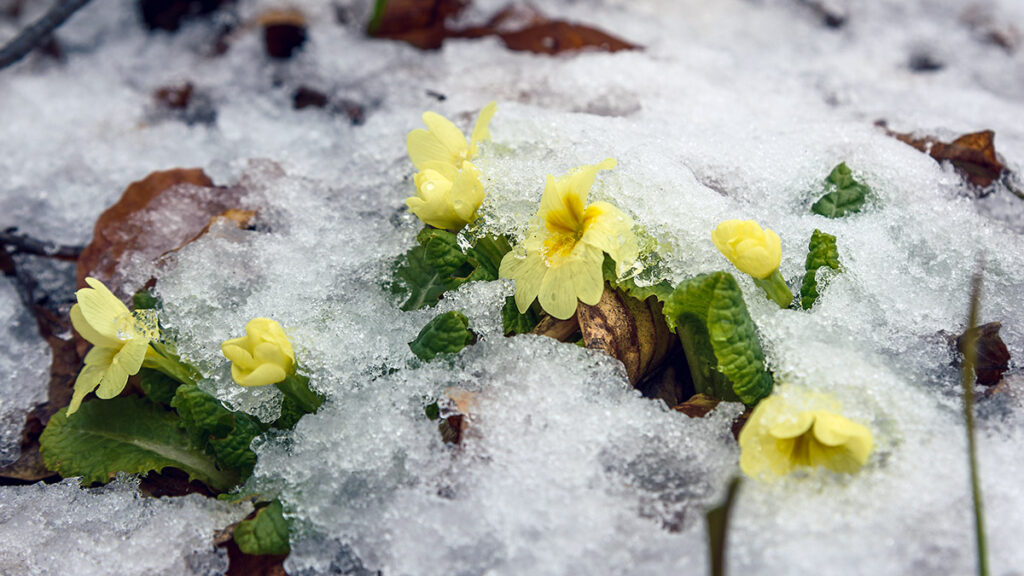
234, 499, 291, 556
502, 296, 540, 335
138, 367, 181, 406
40, 396, 238, 491
409, 311, 475, 361
800, 229, 841, 309
172, 384, 234, 444
171, 384, 264, 479
393, 230, 512, 311
811, 162, 871, 218
663, 272, 773, 405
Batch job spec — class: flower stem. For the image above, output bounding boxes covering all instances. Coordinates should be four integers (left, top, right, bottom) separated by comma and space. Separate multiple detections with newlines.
143, 342, 201, 386
276, 373, 322, 415
752, 270, 794, 309
962, 266, 989, 576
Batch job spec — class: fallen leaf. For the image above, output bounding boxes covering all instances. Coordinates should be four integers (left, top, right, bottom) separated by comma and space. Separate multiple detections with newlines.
452, 4, 639, 54
138, 0, 233, 32
437, 387, 476, 445
673, 393, 721, 419
369, 0, 468, 50
76, 168, 245, 298
530, 311, 580, 341
956, 321, 1011, 386
577, 285, 673, 385
291, 86, 368, 125
879, 123, 1008, 189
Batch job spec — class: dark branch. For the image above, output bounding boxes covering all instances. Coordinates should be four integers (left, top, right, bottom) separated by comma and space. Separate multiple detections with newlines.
1, 228, 84, 260
0, 0, 94, 71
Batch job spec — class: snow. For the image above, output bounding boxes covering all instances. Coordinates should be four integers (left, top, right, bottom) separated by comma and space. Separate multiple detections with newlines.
1, 0, 1023, 573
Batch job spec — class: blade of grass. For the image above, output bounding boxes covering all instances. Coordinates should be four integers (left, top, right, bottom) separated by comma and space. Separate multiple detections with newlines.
367, 0, 389, 35
962, 263, 989, 576
706, 476, 742, 576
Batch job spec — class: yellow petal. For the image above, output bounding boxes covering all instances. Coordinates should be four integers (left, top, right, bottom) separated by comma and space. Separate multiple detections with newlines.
538, 259, 581, 320
254, 341, 290, 371
70, 304, 121, 348
768, 411, 815, 439
469, 101, 497, 155
222, 341, 256, 370
559, 158, 616, 202
237, 363, 288, 387
68, 363, 106, 415
539, 175, 579, 234
95, 358, 130, 399
407, 129, 455, 171
422, 111, 470, 158
76, 278, 131, 341
450, 163, 484, 223
569, 246, 605, 306
499, 248, 548, 314
581, 201, 637, 267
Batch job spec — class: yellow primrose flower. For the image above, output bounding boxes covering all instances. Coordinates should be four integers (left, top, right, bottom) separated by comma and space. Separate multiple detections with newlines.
68, 277, 159, 415
406, 160, 485, 231
499, 158, 638, 320
739, 392, 874, 478
712, 219, 782, 279
221, 318, 296, 387
406, 101, 497, 171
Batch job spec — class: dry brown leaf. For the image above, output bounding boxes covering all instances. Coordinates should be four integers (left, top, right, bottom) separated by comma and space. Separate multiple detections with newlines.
260, 9, 307, 59
370, 0, 468, 50
530, 311, 580, 341
577, 285, 673, 385
879, 123, 1007, 188
672, 393, 721, 419
956, 321, 1011, 386
76, 168, 245, 297
437, 387, 476, 445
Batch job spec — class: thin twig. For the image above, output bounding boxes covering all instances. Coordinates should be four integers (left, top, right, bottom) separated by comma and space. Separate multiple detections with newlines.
962, 262, 989, 576
0, 0, 94, 71
1, 228, 84, 260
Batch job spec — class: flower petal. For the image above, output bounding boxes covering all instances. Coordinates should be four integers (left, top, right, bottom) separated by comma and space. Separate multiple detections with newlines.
768, 411, 815, 439
500, 248, 547, 314
68, 363, 107, 415
76, 278, 131, 341
581, 201, 637, 268
407, 129, 456, 171
237, 363, 288, 387
450, 163, 484, 223
70, 304, 121, 348
469, 101, 497, 155
569, 246, 605, 306
222, 341, 256, 370
538, 258, 581, 320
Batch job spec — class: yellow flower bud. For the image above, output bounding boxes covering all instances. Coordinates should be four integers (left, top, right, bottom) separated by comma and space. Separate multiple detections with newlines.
221, 318, 296, 387
406, 161, 485, 231
739, 393, 874, 478
711, 219, 782, 279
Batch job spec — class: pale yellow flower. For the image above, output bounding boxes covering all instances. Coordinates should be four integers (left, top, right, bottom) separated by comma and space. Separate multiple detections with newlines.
712, 219, 782, 279
406, 161, 485, 231
499, 158, 638, 320
221, 318, 296, 387
68, 277, 159, 415
406, 101, 497, 171
739, 392, 874, 478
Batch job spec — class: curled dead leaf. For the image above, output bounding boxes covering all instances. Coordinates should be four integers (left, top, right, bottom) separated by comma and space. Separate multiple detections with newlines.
260, 9, 307, 59
576, 285, 673, 386
672, 393, 721, 419
437, 387, 476, 445
955, 321, 1011, 386
878, 122, 1009, 190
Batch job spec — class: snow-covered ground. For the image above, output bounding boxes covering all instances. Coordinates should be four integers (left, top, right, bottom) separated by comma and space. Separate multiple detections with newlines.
2, 0, 1023, 574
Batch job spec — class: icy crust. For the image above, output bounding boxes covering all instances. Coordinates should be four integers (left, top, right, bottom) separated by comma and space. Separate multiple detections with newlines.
0, 277, 50, 465
251, 336, 740, 575
0, 478, 251, 576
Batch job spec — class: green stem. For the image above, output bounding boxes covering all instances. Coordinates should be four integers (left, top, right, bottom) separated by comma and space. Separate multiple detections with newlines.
367, 0, 388, 35
962, 269, 989, 576
276, 373, 322, 415
143, 343, 201, 386
707, 477, 742, 576
752, 270, 794, 309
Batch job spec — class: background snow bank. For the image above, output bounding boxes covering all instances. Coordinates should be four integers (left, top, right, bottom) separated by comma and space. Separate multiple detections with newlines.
1, 0, 1023, 574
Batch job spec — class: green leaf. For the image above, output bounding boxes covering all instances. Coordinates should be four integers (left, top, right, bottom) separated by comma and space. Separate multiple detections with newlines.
425, 401, 440, 421
138, 368, 181, 406
602, 254, 673, 304
501, 296, 540, 335
143, 341, 202, 386
171, 384, 264, 479
234, 499, 291, 556
39, 396, 238, 491
811, 162, 871, 218
132, 288, 161, 311
392, 230, 512, 311
409, 311, 475, 361
800, 229, 841, 309
172, 384, 235, 445
663, 272, 773, 405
